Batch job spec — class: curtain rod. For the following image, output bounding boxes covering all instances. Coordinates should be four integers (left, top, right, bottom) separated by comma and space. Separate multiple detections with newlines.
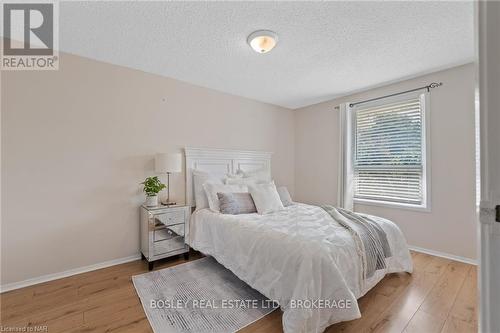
348, 82, 443, 108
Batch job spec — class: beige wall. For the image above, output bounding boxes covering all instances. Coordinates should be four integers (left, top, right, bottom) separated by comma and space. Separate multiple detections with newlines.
295, 63, 477, 260
1, 52, 477, 287
1, 53, 295, 285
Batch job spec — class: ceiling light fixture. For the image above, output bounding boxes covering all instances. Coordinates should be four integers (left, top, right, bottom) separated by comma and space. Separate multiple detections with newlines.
247, 30, 278, 54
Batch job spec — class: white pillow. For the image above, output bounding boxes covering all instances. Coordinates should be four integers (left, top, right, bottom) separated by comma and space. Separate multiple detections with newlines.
225, 172, 242, 179
236, 168, 271, 182
277, 186, 294, 207
248, 181, 284, 214
203, 183, 248, 212
225, 176, 259, 186
193, 170, 223, 210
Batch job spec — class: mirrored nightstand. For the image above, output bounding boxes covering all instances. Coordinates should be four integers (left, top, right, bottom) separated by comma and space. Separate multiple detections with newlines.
140, 204, 191, 270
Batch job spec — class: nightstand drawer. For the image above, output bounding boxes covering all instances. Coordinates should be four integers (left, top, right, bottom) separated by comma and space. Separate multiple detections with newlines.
154, 210, 185, 227
154, 223, 185, 241
153, 236, 186, 256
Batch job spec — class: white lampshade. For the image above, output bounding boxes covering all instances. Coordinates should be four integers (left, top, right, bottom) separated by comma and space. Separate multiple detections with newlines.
155, 153, 182, 173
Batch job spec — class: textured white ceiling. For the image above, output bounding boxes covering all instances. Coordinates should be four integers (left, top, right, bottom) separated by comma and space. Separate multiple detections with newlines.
58, 1, 474, 109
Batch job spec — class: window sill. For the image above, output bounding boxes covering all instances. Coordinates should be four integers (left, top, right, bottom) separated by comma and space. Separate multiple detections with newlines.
353, 198, 431, 213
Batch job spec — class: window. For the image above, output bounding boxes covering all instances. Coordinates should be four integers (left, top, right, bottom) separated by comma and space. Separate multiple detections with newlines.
352, 93, 429, 209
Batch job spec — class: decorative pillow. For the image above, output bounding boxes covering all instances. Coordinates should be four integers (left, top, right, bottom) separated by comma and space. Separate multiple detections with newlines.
217, 192, 257, 214
248, 181, 284, 215
203, 183, 248, 212
193, 170, 223, 210
277, 186, 294, 206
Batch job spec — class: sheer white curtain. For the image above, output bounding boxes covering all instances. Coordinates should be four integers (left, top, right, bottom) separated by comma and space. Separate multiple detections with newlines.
337, 103, 354, 210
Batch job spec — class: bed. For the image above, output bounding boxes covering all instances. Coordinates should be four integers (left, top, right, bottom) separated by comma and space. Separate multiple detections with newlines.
184, 147, 413, 333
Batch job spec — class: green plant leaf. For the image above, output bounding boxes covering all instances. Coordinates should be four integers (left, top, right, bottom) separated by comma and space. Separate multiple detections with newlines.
141, 176, 167, 195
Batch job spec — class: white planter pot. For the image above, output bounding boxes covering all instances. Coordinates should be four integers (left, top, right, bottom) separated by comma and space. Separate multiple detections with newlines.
145, 195, 158, 207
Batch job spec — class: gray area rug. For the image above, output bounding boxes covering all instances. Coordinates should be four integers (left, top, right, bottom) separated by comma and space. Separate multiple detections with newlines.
133, 257, 279, 333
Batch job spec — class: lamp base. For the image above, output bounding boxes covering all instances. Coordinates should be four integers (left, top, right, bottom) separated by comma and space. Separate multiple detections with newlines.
163, 173, 176, 207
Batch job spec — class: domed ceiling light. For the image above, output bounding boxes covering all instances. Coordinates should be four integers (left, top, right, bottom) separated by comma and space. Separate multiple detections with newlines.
247, 30, 278, 54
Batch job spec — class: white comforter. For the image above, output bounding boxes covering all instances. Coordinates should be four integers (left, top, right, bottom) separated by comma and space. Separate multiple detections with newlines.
188, 203, 412, 333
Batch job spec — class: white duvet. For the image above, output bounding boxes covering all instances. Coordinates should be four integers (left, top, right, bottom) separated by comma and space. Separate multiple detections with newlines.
188, 203, 412, 333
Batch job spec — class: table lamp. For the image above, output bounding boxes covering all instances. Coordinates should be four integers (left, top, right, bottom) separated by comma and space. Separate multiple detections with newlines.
155, 153, 182, 205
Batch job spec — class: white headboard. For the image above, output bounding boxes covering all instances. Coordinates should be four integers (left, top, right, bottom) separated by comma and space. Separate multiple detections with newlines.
184, 147, 272, 207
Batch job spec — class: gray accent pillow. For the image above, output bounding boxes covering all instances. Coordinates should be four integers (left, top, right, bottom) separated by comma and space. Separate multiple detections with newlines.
217, 192, 257, 215
277, 186, 294, 206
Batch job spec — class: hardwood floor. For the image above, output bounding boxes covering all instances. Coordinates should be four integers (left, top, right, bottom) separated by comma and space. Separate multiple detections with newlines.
0, 251, 477, 333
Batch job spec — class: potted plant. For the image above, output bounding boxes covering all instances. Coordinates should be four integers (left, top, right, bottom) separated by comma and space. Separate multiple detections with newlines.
141, 176, 166, 206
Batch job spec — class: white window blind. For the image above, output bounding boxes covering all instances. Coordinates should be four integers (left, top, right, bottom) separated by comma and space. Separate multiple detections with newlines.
353, 95, 426, 206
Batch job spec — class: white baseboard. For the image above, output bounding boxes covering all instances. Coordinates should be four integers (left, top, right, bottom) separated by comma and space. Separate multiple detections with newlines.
408, 245, 477, 265
0, 254, 142, 293
0, 246, 476, 293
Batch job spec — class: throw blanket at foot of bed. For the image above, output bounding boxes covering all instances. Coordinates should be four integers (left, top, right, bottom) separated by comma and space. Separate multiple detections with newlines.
321, 205, 392, 290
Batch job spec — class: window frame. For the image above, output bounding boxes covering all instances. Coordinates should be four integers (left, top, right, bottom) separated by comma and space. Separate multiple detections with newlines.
351, 91, 431, 212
